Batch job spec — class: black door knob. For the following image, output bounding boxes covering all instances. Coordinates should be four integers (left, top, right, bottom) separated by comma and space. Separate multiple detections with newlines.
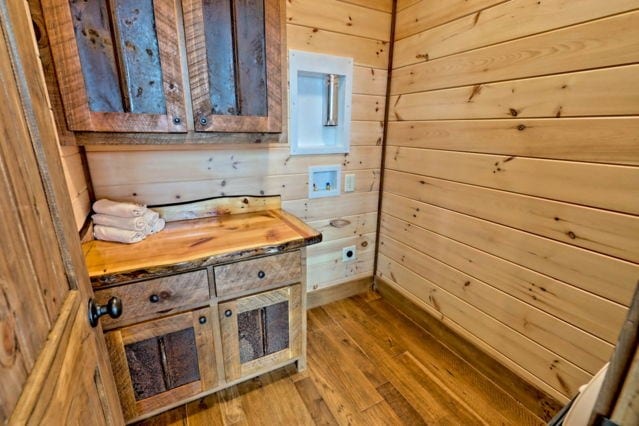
224, 309, 233, 317
149, 294, 160, 303
257, 270, 266, 279
88, 297, 123, 328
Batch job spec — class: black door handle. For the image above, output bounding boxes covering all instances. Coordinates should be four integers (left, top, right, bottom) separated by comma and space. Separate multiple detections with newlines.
88, 297, 123, 327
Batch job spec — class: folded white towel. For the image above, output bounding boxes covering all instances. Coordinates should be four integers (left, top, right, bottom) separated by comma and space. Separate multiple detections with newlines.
93, 199, 146, 218
94, 225, 145, 244
92, 213, 147, 231
146, 218, 165, 235
143, 210, 159, 224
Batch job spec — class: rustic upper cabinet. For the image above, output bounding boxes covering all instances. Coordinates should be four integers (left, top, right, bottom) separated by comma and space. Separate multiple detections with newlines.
43, 0, 187, 132
42, 0, 282, 134
183, 0, 282, 132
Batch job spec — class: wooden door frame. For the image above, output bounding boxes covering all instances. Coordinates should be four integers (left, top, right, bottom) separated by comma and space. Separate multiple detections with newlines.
0, 0, 122, 422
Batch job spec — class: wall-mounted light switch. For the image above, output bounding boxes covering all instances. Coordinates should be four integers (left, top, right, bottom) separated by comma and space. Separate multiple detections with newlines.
344, 174, 355, 192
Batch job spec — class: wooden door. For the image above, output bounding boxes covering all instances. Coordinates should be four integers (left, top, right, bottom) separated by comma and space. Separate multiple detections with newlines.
183, 0, 283, 133
219, 284, 302, 381
0, 1, 123, 424
41, 0, 187, 133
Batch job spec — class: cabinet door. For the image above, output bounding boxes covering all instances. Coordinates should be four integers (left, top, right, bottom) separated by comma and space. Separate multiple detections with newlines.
219, 284, 301, 382
183, 0, 282, 133
105, 307, 218, 421
43, 0, 187, 132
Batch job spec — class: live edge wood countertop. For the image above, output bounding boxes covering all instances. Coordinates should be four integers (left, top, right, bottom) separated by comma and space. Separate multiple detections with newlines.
82, 196, 322, 287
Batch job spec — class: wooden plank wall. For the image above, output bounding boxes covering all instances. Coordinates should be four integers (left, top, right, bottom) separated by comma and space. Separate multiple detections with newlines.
29, 0, 92, 231
59, 145, 91, 231
378, 0, 639, 403
85, 0, 392, 292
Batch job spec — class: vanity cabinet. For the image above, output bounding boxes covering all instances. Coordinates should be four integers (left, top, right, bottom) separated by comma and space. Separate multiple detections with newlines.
82, 199, 321, 422
97, 254, 303, 422
41, 0, 282, 134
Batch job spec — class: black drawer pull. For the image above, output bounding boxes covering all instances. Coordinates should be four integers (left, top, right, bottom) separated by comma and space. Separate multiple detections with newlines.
149, 294, 160, 303
257, 270, 266, 279
199, 316, 207, 324
224, 309, 233, 317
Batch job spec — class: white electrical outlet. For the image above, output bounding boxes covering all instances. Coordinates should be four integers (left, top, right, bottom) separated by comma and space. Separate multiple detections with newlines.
344, 173, 355, 192
342, 245, 356, 262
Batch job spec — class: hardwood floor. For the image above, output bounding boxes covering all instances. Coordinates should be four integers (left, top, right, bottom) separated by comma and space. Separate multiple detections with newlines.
136, 292, 561, 425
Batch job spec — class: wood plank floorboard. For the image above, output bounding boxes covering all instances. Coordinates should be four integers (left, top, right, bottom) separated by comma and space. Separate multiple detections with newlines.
135, 292, 556, 425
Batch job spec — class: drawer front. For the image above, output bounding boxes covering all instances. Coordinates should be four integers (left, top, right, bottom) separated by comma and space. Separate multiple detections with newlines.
215, 251, 301, 298
95, 270, 210, 330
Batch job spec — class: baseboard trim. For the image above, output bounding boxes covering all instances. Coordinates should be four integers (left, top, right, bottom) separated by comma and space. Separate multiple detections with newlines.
374, 276, 564, 421
307, 276, 373, 310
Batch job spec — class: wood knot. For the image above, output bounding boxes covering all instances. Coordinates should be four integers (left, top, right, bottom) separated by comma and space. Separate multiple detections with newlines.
329, 219, 351, 228
0, 316, 17, 367
517, 124, 526, 131
509, 108, 519, 117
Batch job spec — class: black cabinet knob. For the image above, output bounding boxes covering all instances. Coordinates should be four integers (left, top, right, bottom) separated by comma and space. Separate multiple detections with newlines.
199, 316, 207, 324
257, 270, 266, 279
224, 309, 233, 317
149, 294, 160, 303
88, 297, 123, 328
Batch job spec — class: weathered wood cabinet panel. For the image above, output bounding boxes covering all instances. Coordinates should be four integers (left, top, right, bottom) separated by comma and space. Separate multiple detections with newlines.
94, 269, 210, 330
214, 251, 301, 298
41, 0, 282, 134
219, 284, 302, 381
183, 0, 282, 132
43, 0, 187, 132
105, 307, 218, 420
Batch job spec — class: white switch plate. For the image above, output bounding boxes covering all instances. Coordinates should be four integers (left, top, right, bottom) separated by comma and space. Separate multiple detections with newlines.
344, 173, 355, 192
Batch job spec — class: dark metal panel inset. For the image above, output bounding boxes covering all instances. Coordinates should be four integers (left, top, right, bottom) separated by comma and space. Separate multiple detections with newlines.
202, 0, 237, 115
264, 300, 289, 355
113, 0, 166, 114
163, 328, 201, 389
124, 337, 166, 400
125, 328, 200, 401
70, 0, 124, 112
238, 309, 265, 363
233, 0, 268, 116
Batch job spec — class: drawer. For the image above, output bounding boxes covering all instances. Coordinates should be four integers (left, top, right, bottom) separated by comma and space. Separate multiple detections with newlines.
214, 251, 301, 298
94, 270, 210, 330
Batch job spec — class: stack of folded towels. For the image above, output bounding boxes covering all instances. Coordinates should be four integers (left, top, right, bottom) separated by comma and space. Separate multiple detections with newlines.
92, 199, 165, 244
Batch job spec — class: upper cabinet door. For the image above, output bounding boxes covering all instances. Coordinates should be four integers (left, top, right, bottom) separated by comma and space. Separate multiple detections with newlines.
43, 0, 187, 132
183, 0, 282, 133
